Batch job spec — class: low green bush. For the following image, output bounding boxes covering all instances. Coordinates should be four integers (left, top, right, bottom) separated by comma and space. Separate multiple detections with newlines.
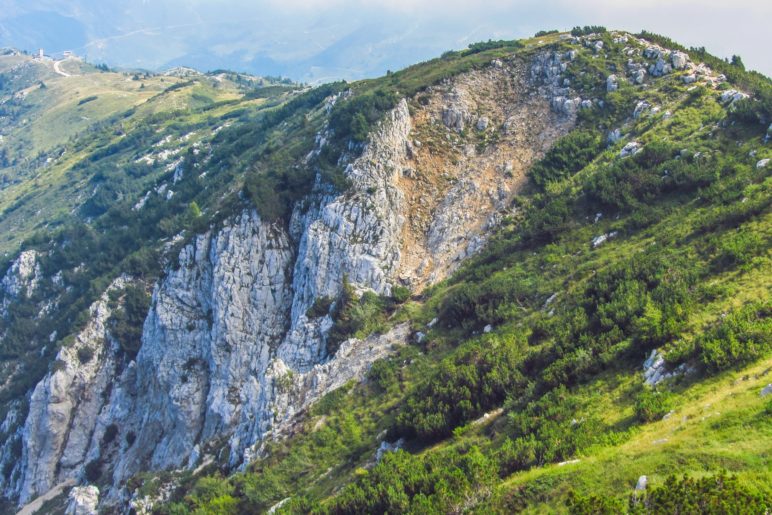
634, 387, 673, 423
695, 301, 771, 372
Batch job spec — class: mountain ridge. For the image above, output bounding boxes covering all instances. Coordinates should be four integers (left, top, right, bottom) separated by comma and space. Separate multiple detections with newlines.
0, 29, 769, 513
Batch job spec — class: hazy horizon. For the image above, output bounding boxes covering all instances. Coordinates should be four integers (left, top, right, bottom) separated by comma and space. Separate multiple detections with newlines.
1, 0, 769, 82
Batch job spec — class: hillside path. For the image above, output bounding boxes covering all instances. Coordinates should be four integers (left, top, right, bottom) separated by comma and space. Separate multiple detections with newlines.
53, 58, 74, 77
16, 479, 76, 515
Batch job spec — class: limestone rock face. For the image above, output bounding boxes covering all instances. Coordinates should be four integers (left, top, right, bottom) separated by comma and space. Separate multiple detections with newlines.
1, 250, 39, 298
18, 277, 128, 504
107, 212, 295, 481
0, 250, 41, 315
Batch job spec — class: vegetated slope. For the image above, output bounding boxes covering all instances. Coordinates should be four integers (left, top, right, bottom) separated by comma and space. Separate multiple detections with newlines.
145, 31, 770, 514
0, 28, 769, 514
0, 49, 291, 255
2, 36, 575, 512
0, 52, 321, 511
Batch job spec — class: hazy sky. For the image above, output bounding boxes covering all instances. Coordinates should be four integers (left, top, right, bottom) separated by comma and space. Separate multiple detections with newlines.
0, 0, 769, 80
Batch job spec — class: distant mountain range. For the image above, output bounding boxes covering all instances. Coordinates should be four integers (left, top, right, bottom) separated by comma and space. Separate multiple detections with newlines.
0, 0, 504, 82
4, 1, 768, 82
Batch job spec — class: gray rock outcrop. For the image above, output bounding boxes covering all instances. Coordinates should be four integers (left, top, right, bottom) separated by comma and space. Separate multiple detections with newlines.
11, 99, 418, 506
606, 74, 619, 92
19, 277, 128, 504
620, 141, 641, 158
66, 486, 99, 515
1, 250, 41, 315
671, 51, 689, 70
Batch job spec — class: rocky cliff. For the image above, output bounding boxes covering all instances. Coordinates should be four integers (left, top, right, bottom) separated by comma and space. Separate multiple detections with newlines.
5, 48, 578, 509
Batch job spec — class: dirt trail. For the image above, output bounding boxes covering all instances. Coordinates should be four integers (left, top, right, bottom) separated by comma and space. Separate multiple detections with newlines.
16, 478, 76, 515
53, 57, 75, 77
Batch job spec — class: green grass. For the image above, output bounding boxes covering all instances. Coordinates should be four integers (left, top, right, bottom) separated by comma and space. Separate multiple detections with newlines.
495, 359, 772, 513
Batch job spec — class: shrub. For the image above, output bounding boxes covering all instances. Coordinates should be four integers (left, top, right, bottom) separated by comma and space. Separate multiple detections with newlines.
328, 89, 399, 144
529, 130, 603, 189
634, 388, 672, 423
328, 447, 497, 514
102, 423, 119, 446
571, 26, 607, 36
501, 387, 604, 473
396, 334, 527, 440
108, 285, 151, 357
77, 346, 95, 364
466, 39, 522, 54
77, 95, 98, 106
84, 459, 102, 482
307, 296, 333, 318
567, 491, 625, 514
326, 279, 396, 356
391, 285, 411, 304
695, 301, 771, 372
367, 358, 398, 393
629, 472, 769, 513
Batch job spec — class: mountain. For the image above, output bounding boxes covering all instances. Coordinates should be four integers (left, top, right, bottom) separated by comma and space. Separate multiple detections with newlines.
0, 28, 770, 514
2, 1, 771, 83
0, 1, 481, 83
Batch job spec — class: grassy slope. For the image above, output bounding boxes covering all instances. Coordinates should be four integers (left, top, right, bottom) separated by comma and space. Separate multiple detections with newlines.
0, 54, 280, 255
497, 360, 771, 513
149, 30, 771, 514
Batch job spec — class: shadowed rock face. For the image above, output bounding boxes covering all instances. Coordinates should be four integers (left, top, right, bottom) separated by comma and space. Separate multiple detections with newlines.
9, 49, 578, 508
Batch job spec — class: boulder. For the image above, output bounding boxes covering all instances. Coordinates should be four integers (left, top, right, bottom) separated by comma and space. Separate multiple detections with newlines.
620, 141, 641, 158
671, 51, 689, 70
66, 485, 99, 515
375, 438, 404, 462
442, 107, 466, 130
551, 96, 581, 115
635, 475, 648, 491
633, 68, 646, 84
633, 101, 650, 119
649, 58, 672, 77
756, 158, 770, 169
761, 384, 772, 397
607, 128, 622, 144
592, 231, 618, 248
682, 74, 697, 84
720, 89, 749, 105
476, 116, 489, 131
606, 74, 619, 92
644, 47, 661, 59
